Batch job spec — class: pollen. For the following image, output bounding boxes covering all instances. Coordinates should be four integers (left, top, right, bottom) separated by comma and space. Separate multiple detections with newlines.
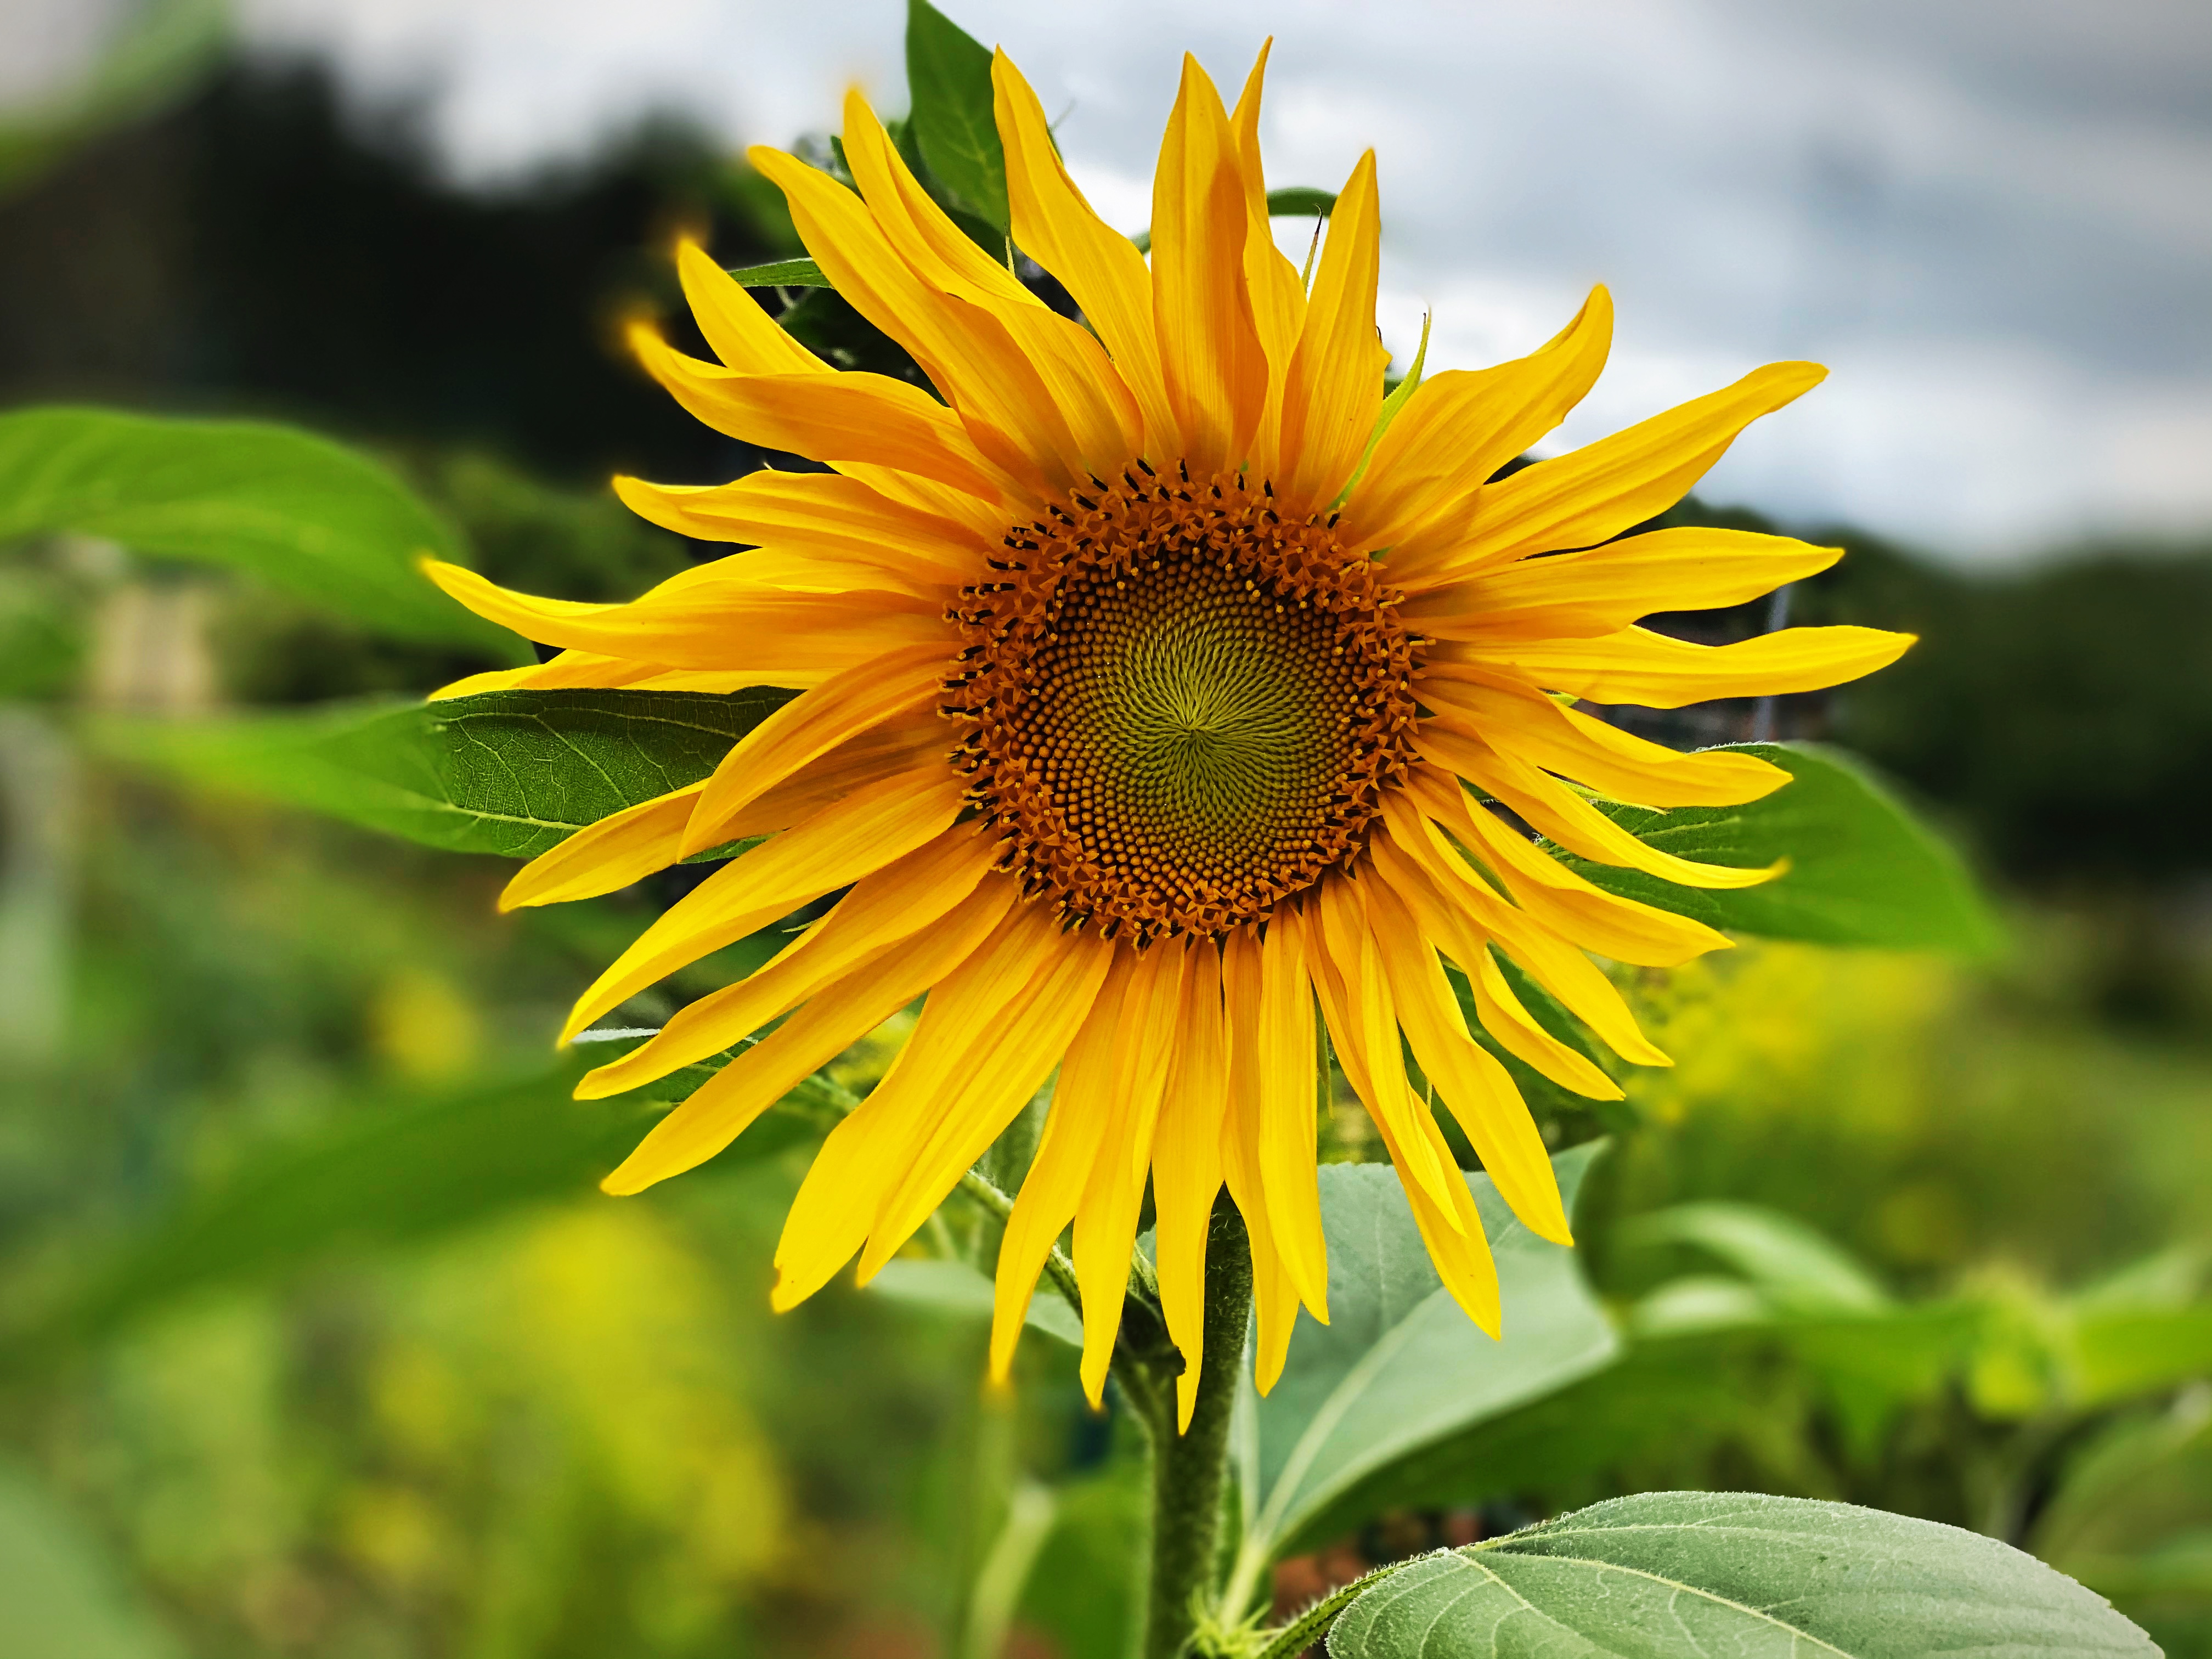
944, 466, 1424, 945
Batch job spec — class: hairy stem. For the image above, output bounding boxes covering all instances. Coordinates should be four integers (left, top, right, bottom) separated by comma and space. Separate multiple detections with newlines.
1142, 1192, 1253, 1659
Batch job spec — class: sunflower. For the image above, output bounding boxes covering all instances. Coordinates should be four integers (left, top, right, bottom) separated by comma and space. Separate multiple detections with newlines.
423, 46, 1911, 1429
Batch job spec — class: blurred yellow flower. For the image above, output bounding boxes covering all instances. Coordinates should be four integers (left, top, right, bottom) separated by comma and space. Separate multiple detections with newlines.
366, 967, 481, 1082
424, 46, 1909, 1425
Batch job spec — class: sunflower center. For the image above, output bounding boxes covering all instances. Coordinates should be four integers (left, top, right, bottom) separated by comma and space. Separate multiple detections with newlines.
945, 465, 1423, 944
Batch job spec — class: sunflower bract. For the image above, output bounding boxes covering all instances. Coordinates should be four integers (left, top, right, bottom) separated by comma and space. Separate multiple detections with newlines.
422, 43, 1913, 1432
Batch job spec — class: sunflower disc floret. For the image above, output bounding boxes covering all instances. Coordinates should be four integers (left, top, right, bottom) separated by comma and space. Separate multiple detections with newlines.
947, 464, 1423, 944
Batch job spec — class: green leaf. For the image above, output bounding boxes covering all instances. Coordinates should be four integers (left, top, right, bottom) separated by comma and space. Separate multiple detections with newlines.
1775, 1304, 1985, 1461
723, 257, 833, 288
0, 1462, 182, 1659
1620, 1206, 1982, 1459
906, 0, 1009, 235
1300, 1330, 1805, 1522
1232, 1144, 1617, 1579
1266, 186, 1339, 221
1621, 1201, 1893, 1314
1556, 742, 2002, 955
2033, 1393, 2212, 1596
1325, 1491, 2156, 1657
88, 686, 794, 858
0, 1060, 844, 1373
0, 407, 523, 660
1018, 1464, 1147, 1659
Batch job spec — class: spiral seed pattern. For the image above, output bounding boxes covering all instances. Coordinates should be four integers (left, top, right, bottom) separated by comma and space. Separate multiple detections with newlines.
943, 463, 1423, 944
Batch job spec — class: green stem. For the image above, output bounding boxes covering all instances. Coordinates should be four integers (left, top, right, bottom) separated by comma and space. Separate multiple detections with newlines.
1250, 1558, 1410, 1659
1141, 1192, 1253, 1659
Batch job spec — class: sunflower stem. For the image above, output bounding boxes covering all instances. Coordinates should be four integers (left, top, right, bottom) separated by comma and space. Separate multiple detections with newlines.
1140, 1191, 1252, 1659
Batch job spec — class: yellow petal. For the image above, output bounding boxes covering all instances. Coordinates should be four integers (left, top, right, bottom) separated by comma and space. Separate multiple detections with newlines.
1253, 913, 1328, 1317
1247, 1209, 1305, 1396
680, 642, 950, 856
1430, 360, 1827, 581
499, 783, 703, 912
1378, 789, 1672, 1070
994, 49, 1178, 458
427, 650, 777, 702
1306, 893, 1500, 1331
600, 873, 1014, 1196
749, 141, 1073, 499
1219, 923, 1311, 1389
696, 708, 949, 848
1420, 673, 1792, 808
560, 762, 967, 1042
1073, 943, 1187, 1405
1310, 878, 1466, 1231
630, 318, 1013, 503
1404, 527, 1842, 641
1406, 764, 1729, 968
1278, 150, 1385, 513
857, 926, 1113, 1280
1150, 55, 1269, 476
1377, 1107, 1502, 1335
1152, 942, 1228, 1431
577, 825, 997, 1098
839, 89, 1142, 476
771, 901, 1096, 1307
1226, 41, 1308, 473
1362, 868, 1571, 1245
614, 471, 983, 588
989, 948, 1139, 1381
1369, 820, 1624, 1101
675, 237, 830, 375
423, 555, 944, 674
1418, 714, 1780, 891
1432, 623, 1916, 709
1348, 286, 1612, 568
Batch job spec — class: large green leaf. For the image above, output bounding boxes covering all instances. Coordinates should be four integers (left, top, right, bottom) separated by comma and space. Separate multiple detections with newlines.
905, 0, 1009, 235
1621, 1204, 1981, 1458
0, 1462, 182, 1659
1557, 742, 2001, 955
0, 407, 523, 659
88, 687, 793, 858
1297, 1330, 1814, 1525
1622, 1201, 1892, 1314
1325, 1492, 2155, 1657
1230, 1144, 1617, 1583
0, 1058, 845, 1373
2034, 1395, 2212, 1604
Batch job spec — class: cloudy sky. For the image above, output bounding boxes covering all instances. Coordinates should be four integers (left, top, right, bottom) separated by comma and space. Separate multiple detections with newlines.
15, 0, 2212, 562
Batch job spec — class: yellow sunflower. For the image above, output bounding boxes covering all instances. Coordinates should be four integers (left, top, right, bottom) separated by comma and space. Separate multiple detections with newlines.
423, 46, 1910, 1428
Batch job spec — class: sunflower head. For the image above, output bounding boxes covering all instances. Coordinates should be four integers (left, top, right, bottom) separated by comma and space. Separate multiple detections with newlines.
423, 40, 1912, 1429
947, 464, 1424, 945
